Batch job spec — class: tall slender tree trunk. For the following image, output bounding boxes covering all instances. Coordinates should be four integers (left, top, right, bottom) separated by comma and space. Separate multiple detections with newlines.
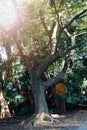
0, 43, 12, 118
0, 69, 10, 118
0, 90, 10, 118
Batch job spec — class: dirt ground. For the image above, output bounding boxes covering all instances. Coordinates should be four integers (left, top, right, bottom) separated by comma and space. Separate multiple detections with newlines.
0, 110, 87, 130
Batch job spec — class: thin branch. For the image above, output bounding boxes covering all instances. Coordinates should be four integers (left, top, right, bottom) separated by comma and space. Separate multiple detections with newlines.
78, 14, 87, 19
63, 8, 87, 29
64, 28, 71, 37
14, 38, 32, 71
54, 27, 63, 53
52, 8, 87, 53
50, 22, 58, 54
40, 11, 59, 54
52, 0, 60, 27
39, 11, 51, 37
62, 42, 86, 57
64, 29, 87, 45
75, 32, 87, 37
50, 21, 57, 37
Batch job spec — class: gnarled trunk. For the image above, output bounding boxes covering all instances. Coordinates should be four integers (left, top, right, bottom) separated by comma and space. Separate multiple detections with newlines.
31, 71, 49, 115
28, 70, 52, 124
23, 70, 52, 127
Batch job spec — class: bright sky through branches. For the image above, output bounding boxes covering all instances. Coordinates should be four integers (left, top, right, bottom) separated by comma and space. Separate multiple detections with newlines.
0, 0, 17, 27
0, 47, 7, 61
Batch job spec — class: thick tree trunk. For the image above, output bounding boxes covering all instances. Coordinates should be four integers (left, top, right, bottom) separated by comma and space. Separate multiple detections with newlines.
23, 70, 52, 127
31, 71, 49, 114
38, 80, 48, 114
30, 70, 51, 123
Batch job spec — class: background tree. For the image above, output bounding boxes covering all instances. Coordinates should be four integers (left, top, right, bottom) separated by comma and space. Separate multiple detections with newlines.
0, 53, 10, 118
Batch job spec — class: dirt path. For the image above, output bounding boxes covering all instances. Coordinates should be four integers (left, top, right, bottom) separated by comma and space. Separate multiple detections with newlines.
0, 110, 87, 130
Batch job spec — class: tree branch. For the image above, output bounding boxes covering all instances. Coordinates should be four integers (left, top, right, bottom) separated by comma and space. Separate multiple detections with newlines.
63, 8, 87, 29
40, 11, 59, 54
75, 32, 87, 37
14, 38, 32, 72
53, 8, 87, 53
37, 41, 86, 77
49, 21, 57, 38
55, 27, 63, 53
64, 28, 71, 37
39, 11, 51, 37
52, 0, 60, 27
43, 58, 69, 90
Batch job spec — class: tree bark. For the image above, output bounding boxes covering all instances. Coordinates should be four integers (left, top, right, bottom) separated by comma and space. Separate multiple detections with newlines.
37, 80, 48, 114
30, 70, 49, 115
0, 78, 10, 118
54, 94, 66, 113
0, 45, 11, 118
0, 90, 10, 118
24, 70, 53, 127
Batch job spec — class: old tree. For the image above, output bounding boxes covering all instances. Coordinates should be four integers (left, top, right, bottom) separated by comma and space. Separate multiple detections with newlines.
0, 0, 87, 126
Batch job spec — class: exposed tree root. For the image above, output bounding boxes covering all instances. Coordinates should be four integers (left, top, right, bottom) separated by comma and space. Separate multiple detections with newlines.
21, 112, 61, 127
51, 114, 64, 123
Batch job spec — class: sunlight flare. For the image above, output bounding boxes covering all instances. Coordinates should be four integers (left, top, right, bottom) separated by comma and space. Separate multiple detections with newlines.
0, 0, 17, 27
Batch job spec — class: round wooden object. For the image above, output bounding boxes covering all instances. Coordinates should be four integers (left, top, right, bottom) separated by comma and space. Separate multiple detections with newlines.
55, 83, 67, 96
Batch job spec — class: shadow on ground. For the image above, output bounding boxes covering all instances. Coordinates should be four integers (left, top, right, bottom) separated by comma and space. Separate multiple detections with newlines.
0, 110, 87, 130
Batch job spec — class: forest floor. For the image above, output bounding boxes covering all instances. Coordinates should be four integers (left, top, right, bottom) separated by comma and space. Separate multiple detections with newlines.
0, 109, 87, 130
